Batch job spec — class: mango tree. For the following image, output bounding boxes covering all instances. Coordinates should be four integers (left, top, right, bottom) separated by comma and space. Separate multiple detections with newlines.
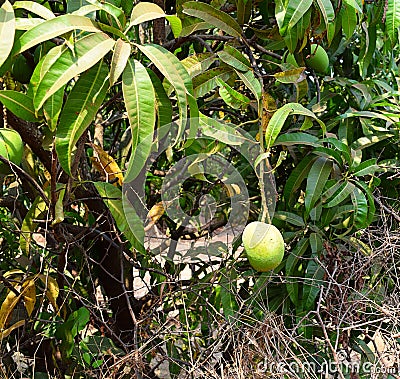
0, 0, 399, 377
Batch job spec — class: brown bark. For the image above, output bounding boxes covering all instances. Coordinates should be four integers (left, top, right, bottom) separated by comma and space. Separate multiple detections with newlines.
153, 0, 165, 44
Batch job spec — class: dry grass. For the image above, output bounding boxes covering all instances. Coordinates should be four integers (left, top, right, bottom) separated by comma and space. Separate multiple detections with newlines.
1, 199, 399, 379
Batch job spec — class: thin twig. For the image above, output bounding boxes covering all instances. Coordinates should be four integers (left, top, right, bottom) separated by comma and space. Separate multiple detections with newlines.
316, 287, 346, 379
190, 36, 213, 53
0, 155, 50, 206
249, 41, 283, 60
373, 194, 400, 223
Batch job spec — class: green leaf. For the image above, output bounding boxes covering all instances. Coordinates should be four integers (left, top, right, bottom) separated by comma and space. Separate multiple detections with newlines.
29, 44, 64, 100
315, 0, 335, 35
352, 337, 377, 363
265, 105, 292, 149
341, 5, 357, 40
33, 32, 114, 110
182, 1, 242, 37
0, 90, 41, 122
283, 155, 316, 205
274, 132, 320, 147
165, 15, 182, 38
56, 307, 90, 358
351, 186, 368, 228
217, 46, 251, 72
129, 2, 165, 27
341, 110, 397, 124
67, 306, 90, 335
355, 181, 376, 226
274, 211, 305, 227
385, 0, 400, 45
136, 44, 193, 140
217, 78, 250, 109
123, 59, 156, 183
43, 86, 65, 131
291, 103, 326, 131
313, 146, 344, 167
275, 0, 285, 30
303, 260, 325, 310
266, 103, 325, 149
200, 115, 257, 147
14, 17, 44, 30
193, 66, 232, 98
13, 1, 55, 19
56, 61, 109, 175
351, 134, 394, 150
325, 181, 355, 208
322, 179, 343, 202
280, 0, 313, 35
109, 38, 131, 86
70, 4, 97, 16
82, 335, 123, 356
96, 19, 127, 40
236, 69, 262, 102
181, 53, 216, 78
0, 1, 15, 68
321, 137, 352, 166
95, 182, 144, 249
187, 93, 200, 139
352, 158, 379, 177
148, 69, 172, 129
309, 233, 323, 255
343, 0, 362, 13
283, 21, 299, 52
305, 157, 333, 215
180, 21, 215, 36
37, 45, 63, 80
86, 0, 124, 29
285, 238, 309, 305
327, 18, 336, 45
300, 116, 313, 130
359, 24, 376, 78
13, 14, 102, 55
67, 0, 91, 13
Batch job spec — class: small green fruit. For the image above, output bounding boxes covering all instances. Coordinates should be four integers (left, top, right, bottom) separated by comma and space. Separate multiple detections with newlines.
305, 44, 329, 74
0, 129, 24, 174
242, 221, 284, 272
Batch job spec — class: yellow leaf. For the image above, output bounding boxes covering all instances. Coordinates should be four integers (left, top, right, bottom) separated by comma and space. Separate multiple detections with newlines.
91, 143, 123, 186
224, 183, 241, 197
39, 275, 59, 312
2, 269, 24, 279
147, 202, 165, 223
144, 202, 166, 231
0, 287, 21, 329
263, 92, 277, 113
0, 320, 25, 339
273, 68, 306, 84
0, 277, 38, 330
20, 195, 48, 255
261, 93, 277, 135
52, 186, 66, 226
22, 279, 36, 317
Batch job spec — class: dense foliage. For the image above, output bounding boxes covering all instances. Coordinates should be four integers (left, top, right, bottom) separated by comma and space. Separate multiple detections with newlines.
0, 0, 399, 377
